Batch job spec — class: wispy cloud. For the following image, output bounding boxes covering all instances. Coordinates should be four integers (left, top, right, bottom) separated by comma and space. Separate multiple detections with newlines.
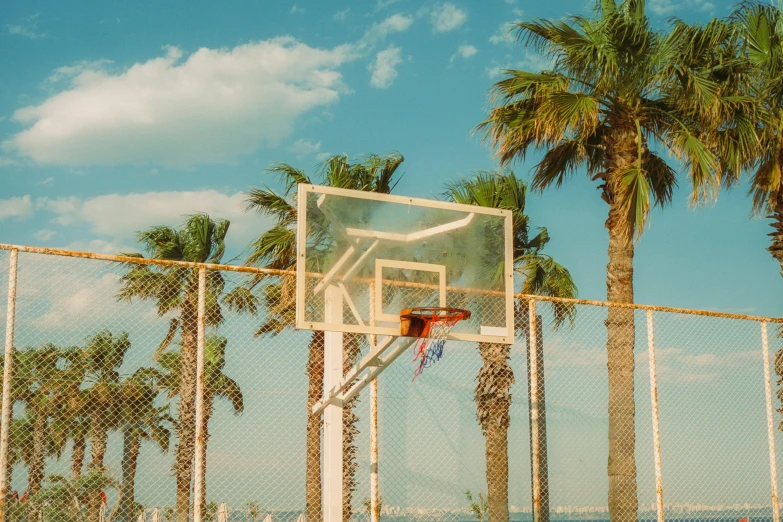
430, 3, 467, 33
489, 23, 516, 46
7, 14, 45, 40
0, 195, 33, 221
37, 177, 55, 186
333, 8, 350, 21
289, 139, 321, 155
290, 4, 304, 14
37, 190, 272, 246
450, 44, 478, 63
649, 0, 713, 15
369, 46, 403, 88
7, 25, 46, 39
33, 229, 56, 241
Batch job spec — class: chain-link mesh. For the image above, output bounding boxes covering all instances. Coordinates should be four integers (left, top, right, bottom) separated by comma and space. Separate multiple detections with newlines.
0, 246, 780, 522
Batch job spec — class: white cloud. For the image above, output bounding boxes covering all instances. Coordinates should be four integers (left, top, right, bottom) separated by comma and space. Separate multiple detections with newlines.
333, 8, 350, 21
290, 4, 304, 14
33, 229, 56, 241
369, 47, 403, 88
289, 139, 321, 155
37, 177, 54, 186
489, 23, 516, 46
38, 190, 272, 247
450, 44, 477, 63
4, 39, 352, 166
316, 152, 333, 162
430, 3, 467, 33
513, 8, 525, 17
0, 195, 33, 221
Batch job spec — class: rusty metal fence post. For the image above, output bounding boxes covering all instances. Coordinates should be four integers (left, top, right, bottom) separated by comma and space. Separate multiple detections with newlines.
193, 267, 207, 522
528, 298, 541, 522
647, 310, 664, 522
0, 249, 18, 521
761, 321, 780, 522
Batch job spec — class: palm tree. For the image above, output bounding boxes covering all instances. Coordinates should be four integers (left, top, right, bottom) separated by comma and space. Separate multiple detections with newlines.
117, 371, 172, 522
730, 1, 783, 432
79, 331, 131, 522
244, 153, 404, 522
11, 345, 83, 522
152, 335, 243, 518
443, 171, 576, 522
117, 214, 254, 522
478, 3, 747, 518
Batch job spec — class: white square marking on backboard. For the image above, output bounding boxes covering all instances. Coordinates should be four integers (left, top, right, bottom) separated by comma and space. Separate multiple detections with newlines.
374, 259, 446, 323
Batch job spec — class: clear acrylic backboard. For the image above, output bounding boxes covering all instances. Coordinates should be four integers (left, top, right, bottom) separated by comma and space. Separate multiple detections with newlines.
295, 184, 514, 343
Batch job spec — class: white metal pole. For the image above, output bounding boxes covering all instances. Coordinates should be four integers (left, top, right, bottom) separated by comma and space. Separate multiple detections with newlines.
193, 268, 207, 522
647, 310, 664, 522
369, 282, 379, 522
762, 321, 780, 522
528, 299, 541, 522
0, 249, 18, 519
323, 285, 344, 522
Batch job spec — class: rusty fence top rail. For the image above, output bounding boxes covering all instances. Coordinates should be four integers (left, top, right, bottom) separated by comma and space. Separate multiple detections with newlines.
2, 242, 782, 324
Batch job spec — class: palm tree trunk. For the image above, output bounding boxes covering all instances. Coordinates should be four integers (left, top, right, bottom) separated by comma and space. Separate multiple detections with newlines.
474, 342, 514, 522
526, 316, 549, 522
71, 433, 86, 483
175, 298, 199, 522
87, 419, 109, 522
605, 172, 637, 522
305, 332, 324, 522
119, 427, 141, 522
768, 190, 783, 278
197, 394, 214, 519
26, 410, 47, 522
342, 334, 363, 522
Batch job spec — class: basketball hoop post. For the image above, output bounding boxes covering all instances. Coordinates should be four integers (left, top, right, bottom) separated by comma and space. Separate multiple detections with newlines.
323, 285, 344, 522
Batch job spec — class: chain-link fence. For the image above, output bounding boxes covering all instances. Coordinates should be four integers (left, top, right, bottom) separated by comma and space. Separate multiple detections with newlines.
0, 244, 781, 522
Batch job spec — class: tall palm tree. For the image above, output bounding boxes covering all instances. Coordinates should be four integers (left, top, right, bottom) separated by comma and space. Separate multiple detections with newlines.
244, 153, 404, 522
443, 171, 576, 522
730, 1, 783, 429
117, 371, 172, 522
152, 335, 243, 519
117, 214, 253, 522
478, 3, 747, 518
80, 331, 131, 522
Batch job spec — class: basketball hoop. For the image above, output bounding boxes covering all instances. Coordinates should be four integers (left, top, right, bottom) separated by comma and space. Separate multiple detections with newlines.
400, 307, 471, 380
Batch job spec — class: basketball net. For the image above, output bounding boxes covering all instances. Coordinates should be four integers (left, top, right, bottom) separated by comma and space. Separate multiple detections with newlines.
412, 316, 461, 380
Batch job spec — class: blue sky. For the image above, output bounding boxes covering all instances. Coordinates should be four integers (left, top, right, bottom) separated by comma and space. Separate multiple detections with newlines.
1, 0, 781, 319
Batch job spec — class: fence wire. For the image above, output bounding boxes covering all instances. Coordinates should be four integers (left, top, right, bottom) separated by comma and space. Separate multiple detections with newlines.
0, 245, 781, 522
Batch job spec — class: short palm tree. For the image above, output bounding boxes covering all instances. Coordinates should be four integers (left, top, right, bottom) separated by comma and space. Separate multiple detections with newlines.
244, 153, 404, 522
11, 345, 83, 522
80, 331, 131, 522
478, 3, 747, 519
117, 214, 254, 522
444, 171, 576, 522
153, 335, 243, 518
117, 371, 172, 522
